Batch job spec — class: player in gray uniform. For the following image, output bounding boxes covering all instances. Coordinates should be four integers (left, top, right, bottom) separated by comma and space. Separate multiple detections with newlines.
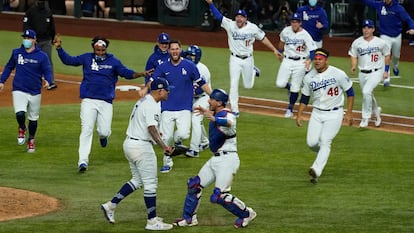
296, 48, 354, 184
100, 78, 173, 231
276, 12, 317, 118
349, 19, 391, 128
173, 89, 256, 228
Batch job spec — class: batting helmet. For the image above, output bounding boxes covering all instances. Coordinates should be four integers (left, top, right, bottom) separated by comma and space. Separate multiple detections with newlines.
185, 45, 202, 64
210, 89, 229, 106
91, 36, 110, 48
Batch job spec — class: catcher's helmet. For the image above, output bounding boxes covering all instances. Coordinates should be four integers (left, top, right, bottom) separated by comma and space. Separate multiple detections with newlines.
185, 45, 202, 64
210, 89, 228, 106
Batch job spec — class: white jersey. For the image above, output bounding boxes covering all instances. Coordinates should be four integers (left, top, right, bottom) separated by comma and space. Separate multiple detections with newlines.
302, 66, 353, 110
348, 36, 390, 70
125, 94, 161, 142
197, 61, 211, 88
280, 26, 317, 58
221, 17, 266, 56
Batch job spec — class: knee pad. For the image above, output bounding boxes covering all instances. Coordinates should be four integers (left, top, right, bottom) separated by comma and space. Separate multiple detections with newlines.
210, 187, 249, 218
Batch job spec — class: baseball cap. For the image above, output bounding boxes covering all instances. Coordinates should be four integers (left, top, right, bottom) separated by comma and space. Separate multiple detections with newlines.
235, 9, 247, 17
290, 13, 302, 21
362, 19, 375, 28
158, 32, 170, 43
22, 29, 36, 39
151, 78, 170, 91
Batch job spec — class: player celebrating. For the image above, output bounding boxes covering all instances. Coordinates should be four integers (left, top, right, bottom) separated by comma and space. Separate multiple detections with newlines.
184, 45, 211, 157
363, 0, 414, 87
296, 0, 329, 48
349, 19, 390, 128
144, 32, 170, 84
205, 0, 280, 117
276, 13, 317, 118
296, 48, 354, 184
148, 40, 211, 173
173, 89, 257, 228
0, 29, 52, 153
101, 78, 173, 231
54, 34, 152, 172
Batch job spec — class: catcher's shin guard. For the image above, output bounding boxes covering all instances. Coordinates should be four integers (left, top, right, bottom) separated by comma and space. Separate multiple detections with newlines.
182, 176, 202, 222
210, 187, 249, 218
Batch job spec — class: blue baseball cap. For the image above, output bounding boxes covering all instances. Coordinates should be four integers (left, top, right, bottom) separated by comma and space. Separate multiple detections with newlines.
290, 13, 302, 21
22, 29, 36, 39
235, 9, 247, 17
151, 78, 170, 91
158, 32, 170, 43
362, 19, 374, 28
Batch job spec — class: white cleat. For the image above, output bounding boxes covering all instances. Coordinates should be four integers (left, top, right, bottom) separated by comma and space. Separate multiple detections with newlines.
17, 128, 26, 145
234, 207, 257, 228
284, 109, 293, 118
101, 201, 116, 224
375, 107, 382, 127
359, 118, 369, 128
145, 216, 173, 230
173, 214, 198, 227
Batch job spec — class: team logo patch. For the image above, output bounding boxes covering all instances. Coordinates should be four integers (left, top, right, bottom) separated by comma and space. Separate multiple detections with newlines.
164, 0, 189, 12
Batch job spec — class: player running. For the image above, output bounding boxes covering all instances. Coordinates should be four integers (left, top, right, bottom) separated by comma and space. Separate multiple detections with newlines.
276, 13, 317, 118
349, 19, 390, 128
296, 48, 354, 184
205, 0, 280, 117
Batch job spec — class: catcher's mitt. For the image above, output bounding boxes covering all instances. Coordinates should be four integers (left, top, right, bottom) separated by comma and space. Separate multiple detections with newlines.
168, 144, 189, 157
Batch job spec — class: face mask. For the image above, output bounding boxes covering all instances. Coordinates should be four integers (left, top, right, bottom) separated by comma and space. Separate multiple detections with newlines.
309, 0, 317, 7
95, 55, 106, 62
22, 39, 33, 49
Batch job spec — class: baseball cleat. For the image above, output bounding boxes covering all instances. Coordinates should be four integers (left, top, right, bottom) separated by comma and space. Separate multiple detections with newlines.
185, 149, 199, 158
383, 81, 390, 87
101, 201, 116, 224
160, 165, 172, 173
284, 109, 293, 118
100, 137, 108, 148
199, 143, 209, 151
17, 127, 26, 145
392, 67, 399, 76
308, 168, 318, 184
253, 66, 261, 77
359, 118, 369, 128
78, 163, 88, 173
27, 139, 35, 153
234, 207, 257, 228
375, 107, 382, 127
145, 216, 173, 230
47, 83, 58, 90
173, 215, 198, 227
233, 112, 240, 118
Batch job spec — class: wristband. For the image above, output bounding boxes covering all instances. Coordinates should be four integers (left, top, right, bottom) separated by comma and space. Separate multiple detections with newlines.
277, 49, 283, 53
384, 65, 390, 72
215, 116, 228, 126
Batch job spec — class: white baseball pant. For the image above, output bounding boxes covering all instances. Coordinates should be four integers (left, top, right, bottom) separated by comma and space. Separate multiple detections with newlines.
190, 95, 210, 152
359, 70, 382, 119
12, 90, 41, 121
229, 55, 255, 113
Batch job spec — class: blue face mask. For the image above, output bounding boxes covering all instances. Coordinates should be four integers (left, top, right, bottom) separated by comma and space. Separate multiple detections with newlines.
309, 0, 317, 7
22, 39, 33, 49
95, 55, 106, 62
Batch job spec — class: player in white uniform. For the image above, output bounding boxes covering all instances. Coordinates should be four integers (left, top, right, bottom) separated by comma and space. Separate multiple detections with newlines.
349, 19, 391, 128
184, 45, 211, 157
173, 89, 256, 228
205, 0, 280, 116
296, 48, 354, 184
276, 13, 317, 118
100, 78, 173, 231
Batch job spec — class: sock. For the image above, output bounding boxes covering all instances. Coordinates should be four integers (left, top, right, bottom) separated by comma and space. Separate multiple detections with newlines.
144, 196, 156, 219
28, 120, 37, 140
288, 92, 299, 110
16, 111, 26, 130
111, 182, 136, 204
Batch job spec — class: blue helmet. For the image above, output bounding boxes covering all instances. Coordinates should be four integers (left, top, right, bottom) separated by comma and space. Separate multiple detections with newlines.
210, 89, 228, 106
185, 45, 202, 64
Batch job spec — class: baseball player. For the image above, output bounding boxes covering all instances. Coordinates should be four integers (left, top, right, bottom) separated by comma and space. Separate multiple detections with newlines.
147, 40, 211, 173
296, 0, 329, 48
173, 89, 256, 228
184, 45, 211, 158
349, 19, 391, 128
54, 34, 152, 172
363, 0, 414, 87
101, 78, 173, 231
144, 32, 171, 84
296, 48, 355, 184
276, 13, 317, 118
0, 29, 52, 153
205, 0, 280, 117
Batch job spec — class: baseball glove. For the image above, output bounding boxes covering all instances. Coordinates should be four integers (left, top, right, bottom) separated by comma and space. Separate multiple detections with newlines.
168, 144, 189, 157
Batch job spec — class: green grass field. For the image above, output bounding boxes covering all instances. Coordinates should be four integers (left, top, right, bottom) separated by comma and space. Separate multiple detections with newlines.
0, 30, 413, 232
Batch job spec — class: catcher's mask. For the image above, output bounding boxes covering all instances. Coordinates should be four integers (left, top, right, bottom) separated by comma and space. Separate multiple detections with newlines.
210, 89, 229, 106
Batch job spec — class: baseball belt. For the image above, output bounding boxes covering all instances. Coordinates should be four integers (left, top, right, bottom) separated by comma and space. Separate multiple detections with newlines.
360, 68, 380, 74
231, 52, 252, 60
